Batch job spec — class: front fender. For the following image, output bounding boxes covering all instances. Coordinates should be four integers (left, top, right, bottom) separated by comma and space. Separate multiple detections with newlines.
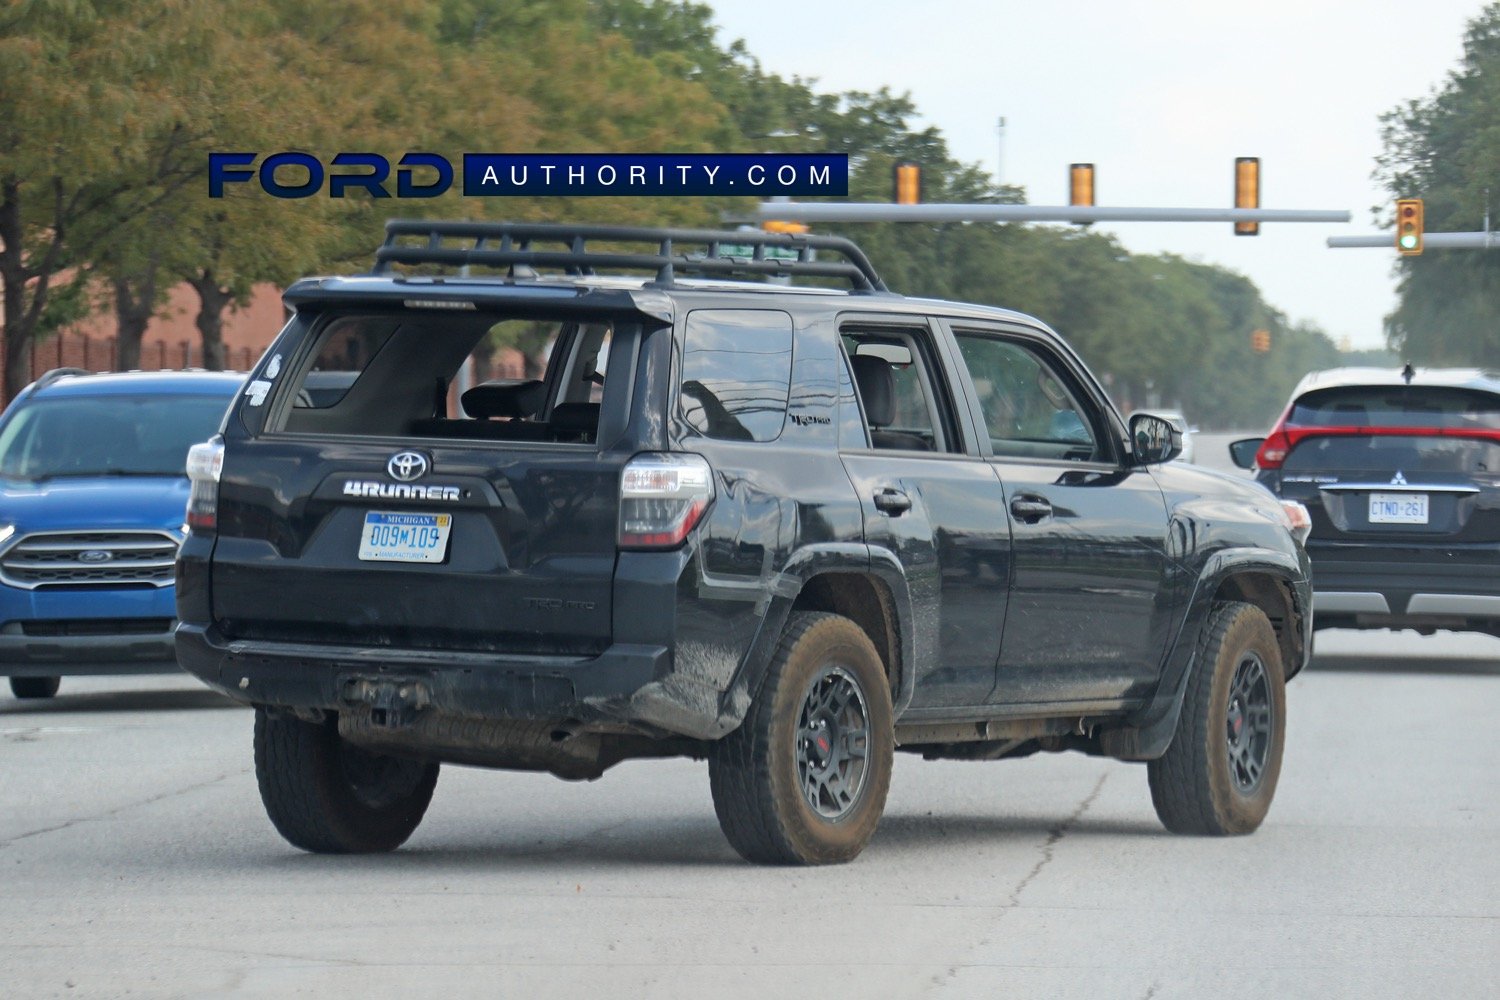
1103, 545, 1311, 761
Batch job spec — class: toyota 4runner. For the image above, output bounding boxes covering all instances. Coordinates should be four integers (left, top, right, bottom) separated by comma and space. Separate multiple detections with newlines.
177, 221, 1312, 864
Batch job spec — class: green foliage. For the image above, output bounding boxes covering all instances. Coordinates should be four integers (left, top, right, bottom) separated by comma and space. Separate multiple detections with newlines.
0, 0, 1349, 427
1377, 3, 1500, 363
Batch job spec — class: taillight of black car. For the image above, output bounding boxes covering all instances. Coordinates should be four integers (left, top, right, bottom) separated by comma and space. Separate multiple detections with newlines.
185, 438, 225, 532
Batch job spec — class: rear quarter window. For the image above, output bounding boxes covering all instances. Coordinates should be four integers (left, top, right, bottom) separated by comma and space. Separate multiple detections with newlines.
679, 309, 794, 443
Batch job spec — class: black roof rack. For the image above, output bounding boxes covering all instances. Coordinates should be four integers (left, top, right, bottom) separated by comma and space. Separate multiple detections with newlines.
371, 220, 891, 294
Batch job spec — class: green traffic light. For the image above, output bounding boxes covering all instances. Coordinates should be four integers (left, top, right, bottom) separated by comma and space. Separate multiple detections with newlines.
1399, 233, 1419, 249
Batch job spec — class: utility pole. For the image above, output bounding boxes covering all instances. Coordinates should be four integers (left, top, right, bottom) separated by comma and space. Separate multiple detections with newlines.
996, 117, 1007, 186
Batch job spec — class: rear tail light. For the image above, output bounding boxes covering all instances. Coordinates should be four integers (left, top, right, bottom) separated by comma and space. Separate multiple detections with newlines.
185, 438, 225, 532
1254, 415, 1292, 470
618, 453, 714, 549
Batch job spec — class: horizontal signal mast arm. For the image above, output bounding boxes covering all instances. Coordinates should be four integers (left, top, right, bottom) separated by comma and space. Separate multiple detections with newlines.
753, 203, 1351, 224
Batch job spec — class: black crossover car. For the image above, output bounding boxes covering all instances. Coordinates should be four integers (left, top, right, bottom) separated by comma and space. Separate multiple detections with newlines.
1232, 365, 1500, 636
178, 221, 1312, 864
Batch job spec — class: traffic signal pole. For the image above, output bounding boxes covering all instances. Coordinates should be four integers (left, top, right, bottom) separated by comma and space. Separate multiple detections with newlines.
751, 203, 1351, 225
1328, 232, 1500, 250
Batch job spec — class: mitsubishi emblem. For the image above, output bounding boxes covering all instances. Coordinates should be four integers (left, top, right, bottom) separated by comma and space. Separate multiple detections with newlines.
1390, 470, 1408, 486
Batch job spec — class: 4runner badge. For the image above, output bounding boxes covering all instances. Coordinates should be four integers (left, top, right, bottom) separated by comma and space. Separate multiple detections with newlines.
387, 452, 429, 482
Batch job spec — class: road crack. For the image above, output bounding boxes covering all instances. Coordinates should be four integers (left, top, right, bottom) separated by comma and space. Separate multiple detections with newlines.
1004, 772, 1108, 908
0, 769, 248, 849
925, 772, 1109, 995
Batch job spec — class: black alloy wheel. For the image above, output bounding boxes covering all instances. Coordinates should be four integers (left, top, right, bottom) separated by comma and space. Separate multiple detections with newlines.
795, 666, 871, 821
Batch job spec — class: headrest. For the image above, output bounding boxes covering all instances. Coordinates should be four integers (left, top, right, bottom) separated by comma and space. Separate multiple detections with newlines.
461, 379, 545, 419
550, 402, 600, 435
850, 355, 895, 428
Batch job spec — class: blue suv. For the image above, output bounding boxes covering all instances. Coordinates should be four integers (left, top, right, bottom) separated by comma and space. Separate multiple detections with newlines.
0, 368, 242, 699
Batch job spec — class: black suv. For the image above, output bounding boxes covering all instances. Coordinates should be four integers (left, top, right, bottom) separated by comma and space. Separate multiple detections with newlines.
178, 221, 1312, 864
1232, 365, 1500, 637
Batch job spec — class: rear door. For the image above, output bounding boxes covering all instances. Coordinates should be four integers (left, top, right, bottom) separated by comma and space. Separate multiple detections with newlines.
837, 317, 1014, 710
211, 303, 654, 656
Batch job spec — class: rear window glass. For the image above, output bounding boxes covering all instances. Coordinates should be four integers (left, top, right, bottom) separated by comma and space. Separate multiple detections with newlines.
680, 309, 793, 443
272, 309, 631, 444
1283, 436, 1500, 475
1291, 387, 1500, 429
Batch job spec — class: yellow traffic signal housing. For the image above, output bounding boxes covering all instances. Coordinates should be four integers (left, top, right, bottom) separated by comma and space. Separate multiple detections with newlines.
1069, 163, 1095, 207
893, 161, 922, 205
1252, 329, 1271, 353
1396, 198, 1424, 255
762, 219, 809, 235
1234, 157, 1260, 236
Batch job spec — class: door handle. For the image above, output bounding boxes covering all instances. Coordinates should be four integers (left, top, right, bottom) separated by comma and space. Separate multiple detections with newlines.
1010, 495, 1053, 523
873, 488, 912, 516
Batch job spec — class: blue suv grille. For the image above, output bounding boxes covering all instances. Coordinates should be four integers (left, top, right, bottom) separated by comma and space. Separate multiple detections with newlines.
0, 531, 180, 589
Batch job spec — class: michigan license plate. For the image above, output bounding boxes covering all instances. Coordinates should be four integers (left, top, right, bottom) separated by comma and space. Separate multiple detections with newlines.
358, 512, 452, 563
1368, 493, 1428, 524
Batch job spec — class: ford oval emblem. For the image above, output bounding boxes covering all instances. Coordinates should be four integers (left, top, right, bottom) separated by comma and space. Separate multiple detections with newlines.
387, 451, 429, 482
77, 550, 114, 564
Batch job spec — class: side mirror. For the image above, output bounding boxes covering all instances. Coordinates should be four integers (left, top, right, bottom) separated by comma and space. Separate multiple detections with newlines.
1228, 437, 1264, 470
1129, 413, 1183, 465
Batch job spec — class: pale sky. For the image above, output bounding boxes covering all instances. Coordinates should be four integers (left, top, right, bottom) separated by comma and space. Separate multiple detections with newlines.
704, 0, 1487, 350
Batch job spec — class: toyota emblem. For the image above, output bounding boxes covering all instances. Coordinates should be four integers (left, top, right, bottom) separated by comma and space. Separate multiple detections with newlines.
387, 451, 429, 482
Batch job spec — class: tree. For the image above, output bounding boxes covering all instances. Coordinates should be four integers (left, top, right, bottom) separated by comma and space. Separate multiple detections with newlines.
1377, 3, 1500, 363
0, 0, 223, 396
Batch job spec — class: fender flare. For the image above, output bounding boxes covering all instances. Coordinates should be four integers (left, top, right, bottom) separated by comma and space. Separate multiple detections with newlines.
710, 543, 916, 734
1103, 546, 1308, 761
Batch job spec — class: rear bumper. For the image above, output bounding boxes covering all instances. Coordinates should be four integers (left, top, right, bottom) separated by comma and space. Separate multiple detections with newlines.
1310, 542, 1500, 633
174, 624, 725, 740
0, 629, 178, 676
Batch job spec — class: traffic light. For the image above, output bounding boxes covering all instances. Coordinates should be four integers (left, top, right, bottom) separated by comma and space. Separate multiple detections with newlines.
1251, 329, 1271, 353
1396, 198, 1424, 255
1234, 157, 1260, 236
762, 219, 809, 235
893, 161, 922, 205
1069, 163, 1095, 206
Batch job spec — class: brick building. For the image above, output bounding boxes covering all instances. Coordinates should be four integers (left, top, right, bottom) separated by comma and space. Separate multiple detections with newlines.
2, 282, 528, 404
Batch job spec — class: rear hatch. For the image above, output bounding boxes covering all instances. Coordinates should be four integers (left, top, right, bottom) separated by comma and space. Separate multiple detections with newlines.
1274, 385, 1500, 545
209, 293, 661, 656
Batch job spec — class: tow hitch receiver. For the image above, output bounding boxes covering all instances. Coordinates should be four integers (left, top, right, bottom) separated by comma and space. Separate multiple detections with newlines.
341, 677, 431, 729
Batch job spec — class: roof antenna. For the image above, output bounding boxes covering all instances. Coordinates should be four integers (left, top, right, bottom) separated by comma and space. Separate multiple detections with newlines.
1401, 362, 1415, 384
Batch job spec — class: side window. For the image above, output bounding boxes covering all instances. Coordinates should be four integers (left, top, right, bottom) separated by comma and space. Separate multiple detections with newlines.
954, 332, 1101, 461
841, 328, 959, 454
680, 309, 793, 443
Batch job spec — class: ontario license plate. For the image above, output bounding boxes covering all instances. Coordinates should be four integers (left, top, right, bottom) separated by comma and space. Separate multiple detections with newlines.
1368, 493, 1428, 524
358, 512, 452, 563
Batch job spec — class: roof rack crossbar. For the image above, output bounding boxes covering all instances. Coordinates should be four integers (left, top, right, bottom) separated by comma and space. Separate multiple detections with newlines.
372, 220, 890, 292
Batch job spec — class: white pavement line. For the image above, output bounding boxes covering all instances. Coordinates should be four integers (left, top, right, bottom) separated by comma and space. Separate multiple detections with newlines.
0, 768, 248, 849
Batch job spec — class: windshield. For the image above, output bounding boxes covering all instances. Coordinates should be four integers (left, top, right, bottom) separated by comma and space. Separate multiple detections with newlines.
0, 395, 231, 481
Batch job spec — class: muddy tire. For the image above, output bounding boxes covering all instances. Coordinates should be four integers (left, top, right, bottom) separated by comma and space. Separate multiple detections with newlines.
1148, 601, 1287, 835
9, 676, 60, 699
709, 612, 894, 865
254, 708, 439, 853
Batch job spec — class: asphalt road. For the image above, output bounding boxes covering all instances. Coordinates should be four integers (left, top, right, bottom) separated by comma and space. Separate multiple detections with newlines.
1, 436, 1496, 998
